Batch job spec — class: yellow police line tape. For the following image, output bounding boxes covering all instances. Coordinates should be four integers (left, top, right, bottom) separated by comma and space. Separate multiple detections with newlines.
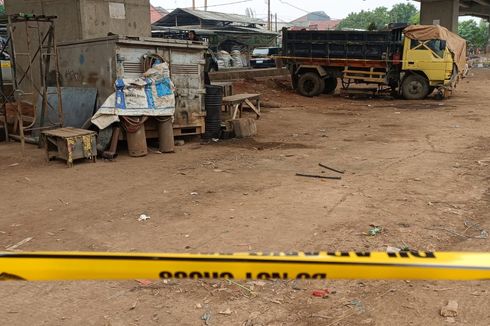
1, 251, 489, 281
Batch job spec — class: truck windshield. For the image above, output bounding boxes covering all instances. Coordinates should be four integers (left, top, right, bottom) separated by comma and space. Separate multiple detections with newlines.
253, 48, 269, 56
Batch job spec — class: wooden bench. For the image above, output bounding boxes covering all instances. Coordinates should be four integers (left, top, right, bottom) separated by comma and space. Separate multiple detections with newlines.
222, 93, 261, 120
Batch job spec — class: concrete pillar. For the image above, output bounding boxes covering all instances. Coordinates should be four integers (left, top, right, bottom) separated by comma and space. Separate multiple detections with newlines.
420, 0, 459, 32
487, 20, 490, 54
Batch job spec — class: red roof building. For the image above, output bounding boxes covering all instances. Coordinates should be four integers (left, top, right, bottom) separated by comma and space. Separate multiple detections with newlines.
289, 11, 341, 31
150, 5, 168, 24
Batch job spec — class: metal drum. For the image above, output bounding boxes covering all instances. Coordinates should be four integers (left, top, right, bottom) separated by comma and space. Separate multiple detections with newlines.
204, 85, 223, 139
121, 116, 148, 157
156, 116, 174, 153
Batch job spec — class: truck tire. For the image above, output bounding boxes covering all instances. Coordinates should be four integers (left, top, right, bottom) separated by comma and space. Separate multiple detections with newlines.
401, 74, 430, 100
297, 72, 324, 97
323, 77, 338, 94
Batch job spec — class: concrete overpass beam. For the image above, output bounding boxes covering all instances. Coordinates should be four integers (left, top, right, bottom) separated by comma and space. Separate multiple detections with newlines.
420, 0, 460, 32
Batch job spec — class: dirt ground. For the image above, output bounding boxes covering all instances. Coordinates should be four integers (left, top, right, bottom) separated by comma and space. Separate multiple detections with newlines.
1, 68, 489, 325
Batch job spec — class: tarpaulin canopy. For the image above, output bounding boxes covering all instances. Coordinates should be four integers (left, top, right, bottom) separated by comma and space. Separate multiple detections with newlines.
403, 25, 467, 73
91, 62, 175, 129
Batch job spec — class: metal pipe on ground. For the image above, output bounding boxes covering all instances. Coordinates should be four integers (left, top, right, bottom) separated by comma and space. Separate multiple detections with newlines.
102, 126, 121, 160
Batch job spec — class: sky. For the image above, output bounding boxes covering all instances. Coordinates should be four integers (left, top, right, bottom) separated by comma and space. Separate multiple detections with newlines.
150, 0, 422, 22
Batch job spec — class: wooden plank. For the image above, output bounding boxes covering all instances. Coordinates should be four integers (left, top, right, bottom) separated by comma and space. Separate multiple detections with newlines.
222, 93, 260, 104
42, 127, 96, 138
244, 98, 261, 119
343, 70, 385, 75
344, 76, 385, 83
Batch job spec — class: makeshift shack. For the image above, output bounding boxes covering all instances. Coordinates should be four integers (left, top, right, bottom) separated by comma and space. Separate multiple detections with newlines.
152, 8, 277, 65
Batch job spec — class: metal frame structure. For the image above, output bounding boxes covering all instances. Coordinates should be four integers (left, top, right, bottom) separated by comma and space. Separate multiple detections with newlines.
4, 14, 63, 152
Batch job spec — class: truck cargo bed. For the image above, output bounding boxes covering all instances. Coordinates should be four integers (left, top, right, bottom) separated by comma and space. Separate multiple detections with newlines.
282, 29, 403, 61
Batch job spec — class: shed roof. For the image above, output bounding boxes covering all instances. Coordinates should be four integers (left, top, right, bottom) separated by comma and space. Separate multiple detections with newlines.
154, 8, 265, 26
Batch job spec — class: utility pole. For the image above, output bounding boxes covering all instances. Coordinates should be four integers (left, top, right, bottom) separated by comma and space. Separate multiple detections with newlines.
267, 0, 271, 31
192, 0, 195, 10
275, 13, 277, 32
205, 0, 208, 11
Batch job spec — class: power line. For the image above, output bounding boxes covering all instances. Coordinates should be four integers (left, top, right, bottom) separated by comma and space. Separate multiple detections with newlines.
162, 0, 253, 11
277, 0, 331, 21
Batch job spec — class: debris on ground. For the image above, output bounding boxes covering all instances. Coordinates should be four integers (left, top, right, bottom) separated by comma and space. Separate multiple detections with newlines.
440, 300, 458, 317
174, 139, 185, 146
201, 311, 211, 325
386, 246, 401, 253
345, 299, 365, 312
138, 214, 151, 221
296, 173, 342, 180
318, 163, 345, 174
6, 237, 33, 251
218, 308, 232, 316
312, 289, 330, 298
227, 279, 257, 296
427, 220, 488, 239
135, 279, 153, 286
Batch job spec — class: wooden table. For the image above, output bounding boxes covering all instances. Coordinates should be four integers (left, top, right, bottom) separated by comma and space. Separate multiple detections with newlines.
222, 93, 261, 120
41, 127, 97, 167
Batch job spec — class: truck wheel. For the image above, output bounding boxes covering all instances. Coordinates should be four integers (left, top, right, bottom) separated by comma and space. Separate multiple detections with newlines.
297, 72, 324, 97
401, 74, 430, 100
323, 77, 338, 94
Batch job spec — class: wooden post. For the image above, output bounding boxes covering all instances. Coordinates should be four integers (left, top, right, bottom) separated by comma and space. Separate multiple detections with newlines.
267, 0, 271, 31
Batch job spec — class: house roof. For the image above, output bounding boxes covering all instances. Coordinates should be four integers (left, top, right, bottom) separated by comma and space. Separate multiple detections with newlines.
291, 11, 330, 24
150, 5, 166, 24
154, 8, 265, 26
289, 20, 341, 31
152, 25, 277, 36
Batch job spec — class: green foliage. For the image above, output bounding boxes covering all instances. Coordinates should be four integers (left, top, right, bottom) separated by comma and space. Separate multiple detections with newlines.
458, 19, 489, 49
409, 13, 420, 25
389, 3, 418, 24
0, 5, 5, 14
337, 3, 419, 30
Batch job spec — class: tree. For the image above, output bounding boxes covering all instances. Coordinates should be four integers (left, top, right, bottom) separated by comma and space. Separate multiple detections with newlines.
337, 7, 390, 30
458, 19, 489, 50
409, 12, 420, 25
0, 5, 4, 14
389, 3, 418, 24
337, 4, 419, 30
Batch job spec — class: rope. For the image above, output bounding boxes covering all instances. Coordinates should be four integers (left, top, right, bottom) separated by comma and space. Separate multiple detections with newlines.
120, 116, 148, 133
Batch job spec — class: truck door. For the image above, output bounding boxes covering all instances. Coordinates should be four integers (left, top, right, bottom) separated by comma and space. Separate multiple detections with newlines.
403, 38, 448, 84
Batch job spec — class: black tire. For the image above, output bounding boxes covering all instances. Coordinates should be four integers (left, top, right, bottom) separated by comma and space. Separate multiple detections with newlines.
428, 86, 435, 95
401, 74, 430, 100
297, 72, 325, 97
323, 77, 338, 94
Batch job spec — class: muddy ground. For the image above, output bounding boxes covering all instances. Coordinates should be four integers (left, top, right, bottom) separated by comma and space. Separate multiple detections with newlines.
0, 69, 489, 325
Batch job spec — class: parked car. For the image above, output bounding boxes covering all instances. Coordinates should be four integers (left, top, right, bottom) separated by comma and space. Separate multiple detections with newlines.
250, 47, 280, 68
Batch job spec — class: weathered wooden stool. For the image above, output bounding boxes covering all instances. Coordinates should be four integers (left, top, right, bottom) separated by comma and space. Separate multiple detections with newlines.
222, 93, 261, 120
41, 127, 97, 167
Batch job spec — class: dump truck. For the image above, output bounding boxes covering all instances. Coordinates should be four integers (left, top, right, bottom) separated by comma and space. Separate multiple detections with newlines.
281, 24, 467, 99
